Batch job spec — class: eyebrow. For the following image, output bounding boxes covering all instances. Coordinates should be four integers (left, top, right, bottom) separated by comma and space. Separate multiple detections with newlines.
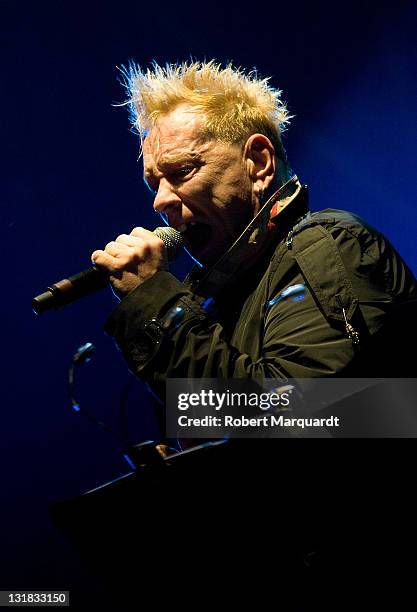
157, 151, 203, 168
142, 148, 206, 192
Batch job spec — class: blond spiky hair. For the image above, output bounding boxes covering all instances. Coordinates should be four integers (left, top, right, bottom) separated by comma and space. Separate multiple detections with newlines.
119, 60, 292, 160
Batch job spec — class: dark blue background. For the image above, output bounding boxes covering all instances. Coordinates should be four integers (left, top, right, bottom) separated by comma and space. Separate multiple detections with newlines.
2, 0, 416, 597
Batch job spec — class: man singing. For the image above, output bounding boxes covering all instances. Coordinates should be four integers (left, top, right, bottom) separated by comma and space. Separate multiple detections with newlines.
92, 60, 416, 406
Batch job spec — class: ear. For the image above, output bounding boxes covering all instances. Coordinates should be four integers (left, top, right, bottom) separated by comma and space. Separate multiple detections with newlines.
244, 134, 276, 191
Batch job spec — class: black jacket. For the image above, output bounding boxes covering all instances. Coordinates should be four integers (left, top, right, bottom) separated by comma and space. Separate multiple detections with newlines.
105, 177, 417, 400
103, 177, 417, 587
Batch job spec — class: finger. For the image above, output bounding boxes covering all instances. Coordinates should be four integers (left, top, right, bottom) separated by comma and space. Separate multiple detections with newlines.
130, 226, 157, 239
91, 249, 120, 271
130, 228, 165, 255
104, 240, 132, 257
115, 234, 145, 247
116, 233, 165, 259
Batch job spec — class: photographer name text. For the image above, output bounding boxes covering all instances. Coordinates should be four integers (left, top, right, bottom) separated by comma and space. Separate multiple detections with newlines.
177, 414, 340, 429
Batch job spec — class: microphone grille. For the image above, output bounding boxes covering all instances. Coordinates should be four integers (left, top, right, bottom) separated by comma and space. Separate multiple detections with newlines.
154, 226, 185, 261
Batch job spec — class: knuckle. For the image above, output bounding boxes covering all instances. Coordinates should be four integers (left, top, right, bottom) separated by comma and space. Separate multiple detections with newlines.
130, 226, 143, 236
112, 259, 123, 270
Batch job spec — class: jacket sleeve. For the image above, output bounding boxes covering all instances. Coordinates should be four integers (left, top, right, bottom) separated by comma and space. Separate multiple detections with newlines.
104, 213, 417, 400
104, 265, 356, 401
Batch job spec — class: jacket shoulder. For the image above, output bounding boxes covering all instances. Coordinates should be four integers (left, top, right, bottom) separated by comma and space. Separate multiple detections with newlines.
296, 208, 403, 271
296, 208, 416, 317
307, 208, 382, 241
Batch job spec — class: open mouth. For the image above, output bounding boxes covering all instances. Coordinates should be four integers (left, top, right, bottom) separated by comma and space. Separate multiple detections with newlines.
179, 223, 213, 254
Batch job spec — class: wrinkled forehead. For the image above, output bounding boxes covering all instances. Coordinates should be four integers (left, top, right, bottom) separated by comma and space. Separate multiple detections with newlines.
143, 105, 211, 166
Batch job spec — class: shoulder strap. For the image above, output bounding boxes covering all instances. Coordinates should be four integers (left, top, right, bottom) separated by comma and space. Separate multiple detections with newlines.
288, 214, 359, 333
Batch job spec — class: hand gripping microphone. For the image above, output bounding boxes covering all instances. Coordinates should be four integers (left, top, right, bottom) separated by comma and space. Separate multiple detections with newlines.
32, 227, 185, 315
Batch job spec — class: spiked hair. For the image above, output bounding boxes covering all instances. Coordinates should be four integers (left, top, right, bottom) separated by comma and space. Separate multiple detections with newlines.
119, 60, 292, 166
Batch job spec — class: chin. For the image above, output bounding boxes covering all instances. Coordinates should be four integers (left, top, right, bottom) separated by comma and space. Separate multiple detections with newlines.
193, 242, 227, 267
183, 226, 231, 267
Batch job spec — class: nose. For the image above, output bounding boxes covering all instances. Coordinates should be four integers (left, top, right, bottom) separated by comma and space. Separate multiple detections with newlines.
153, 178, 182, 216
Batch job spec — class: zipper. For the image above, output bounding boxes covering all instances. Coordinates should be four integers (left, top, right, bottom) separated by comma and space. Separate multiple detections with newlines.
337, 296, 360, 347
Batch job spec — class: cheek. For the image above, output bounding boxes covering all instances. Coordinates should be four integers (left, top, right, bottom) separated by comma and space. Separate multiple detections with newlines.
216, 162, 251, 200
199, 168, 244, 209
181, 171, 219, 206
178, 165, 252, 224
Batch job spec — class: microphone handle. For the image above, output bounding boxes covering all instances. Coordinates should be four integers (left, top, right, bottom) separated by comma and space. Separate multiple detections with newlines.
32, 266, 109, 315
32, 226, 185, 315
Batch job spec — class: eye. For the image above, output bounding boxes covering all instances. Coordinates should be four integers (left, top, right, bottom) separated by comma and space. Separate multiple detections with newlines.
171, 166, 195, 181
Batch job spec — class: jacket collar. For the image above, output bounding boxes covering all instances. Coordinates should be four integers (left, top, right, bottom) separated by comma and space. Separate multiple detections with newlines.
187, 175, 309, 297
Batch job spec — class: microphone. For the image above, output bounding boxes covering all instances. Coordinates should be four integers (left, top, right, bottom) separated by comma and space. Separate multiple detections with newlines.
32, 227, 185, 315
